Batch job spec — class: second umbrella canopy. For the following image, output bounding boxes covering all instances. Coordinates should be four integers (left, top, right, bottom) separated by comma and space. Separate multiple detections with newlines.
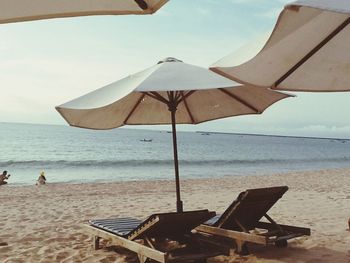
211, 0, 350, 92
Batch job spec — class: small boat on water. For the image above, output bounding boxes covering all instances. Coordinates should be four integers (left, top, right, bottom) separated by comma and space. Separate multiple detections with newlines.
140, 139, 153, 142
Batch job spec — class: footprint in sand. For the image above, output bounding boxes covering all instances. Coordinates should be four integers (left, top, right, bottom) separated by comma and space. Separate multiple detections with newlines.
55, 251, 70, 261
38, 246, 54, 255
0, 245, 11, 253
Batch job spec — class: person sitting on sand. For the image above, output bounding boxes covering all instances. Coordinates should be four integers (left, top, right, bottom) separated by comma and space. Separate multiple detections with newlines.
0, 170, 10, 185
36, 171, 47, 185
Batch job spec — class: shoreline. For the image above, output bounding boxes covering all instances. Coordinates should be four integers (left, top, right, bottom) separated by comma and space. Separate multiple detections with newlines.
0, 167, 349, 262
4, 166, 350, 187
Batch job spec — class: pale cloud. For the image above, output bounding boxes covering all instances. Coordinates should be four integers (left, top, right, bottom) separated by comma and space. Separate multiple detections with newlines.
230, 0, 266, 4
297, 125, 350, 134
277, 0, 293, 4
154, 8, 172, 16
186, 121, 350, 139
256, 7, 282, 19
230, 0, 289, 4
195, 7, 211, 16
284, 125, 350, 139
229, 0, 289, 20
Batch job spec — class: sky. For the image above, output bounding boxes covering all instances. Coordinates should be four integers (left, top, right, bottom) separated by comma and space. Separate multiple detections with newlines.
1, 0, 350, 138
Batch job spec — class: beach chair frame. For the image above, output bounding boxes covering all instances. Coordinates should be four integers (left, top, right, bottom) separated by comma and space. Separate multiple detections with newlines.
196, 186, 311, 254
84, 210, 226, 263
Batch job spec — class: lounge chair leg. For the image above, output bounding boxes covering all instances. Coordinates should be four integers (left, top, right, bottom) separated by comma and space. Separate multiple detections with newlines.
93, 236, 100, 250
235, 241, 249, 256
138, 254, 150, 263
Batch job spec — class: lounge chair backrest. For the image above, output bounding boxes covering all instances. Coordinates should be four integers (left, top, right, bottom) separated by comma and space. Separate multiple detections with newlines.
214, 186, 288, 231
128, 209, 215, 240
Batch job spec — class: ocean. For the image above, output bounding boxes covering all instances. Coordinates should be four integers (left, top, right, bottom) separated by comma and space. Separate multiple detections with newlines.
1, 122, 350, 185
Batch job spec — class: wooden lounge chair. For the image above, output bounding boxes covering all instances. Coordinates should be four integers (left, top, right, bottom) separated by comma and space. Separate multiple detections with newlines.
196, 186, 311, 255
84, 210, 225, 263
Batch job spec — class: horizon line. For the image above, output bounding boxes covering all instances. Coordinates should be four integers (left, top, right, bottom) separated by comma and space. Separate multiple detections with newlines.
1, 121, 350, 141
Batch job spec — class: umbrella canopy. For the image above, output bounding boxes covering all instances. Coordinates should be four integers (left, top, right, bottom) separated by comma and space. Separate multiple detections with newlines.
56, 57, 292, 212
211, 0, 350, 92
0, 0, 167, 24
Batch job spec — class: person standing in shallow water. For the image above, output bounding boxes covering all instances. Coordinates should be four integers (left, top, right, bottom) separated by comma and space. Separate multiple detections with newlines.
36, 171, 46, 185
0, 171, 10, 185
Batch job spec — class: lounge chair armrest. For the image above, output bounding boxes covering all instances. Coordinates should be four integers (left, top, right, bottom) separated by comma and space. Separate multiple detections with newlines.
256, 221, 311, 236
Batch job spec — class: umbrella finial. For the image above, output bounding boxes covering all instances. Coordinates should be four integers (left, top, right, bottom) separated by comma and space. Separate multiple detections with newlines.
158, 57, 183, 64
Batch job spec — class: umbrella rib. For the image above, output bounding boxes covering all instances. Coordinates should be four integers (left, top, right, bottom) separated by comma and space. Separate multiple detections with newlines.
134, 0, 148, 10
219, 88, 260, 113
178, 90, 196, 104
180, 91, 195, 124
123, 93, 146, 124
145, 92, 169, 104
274, 17, 350, 87
175, 91, 182, 102
167, 91, 174, 103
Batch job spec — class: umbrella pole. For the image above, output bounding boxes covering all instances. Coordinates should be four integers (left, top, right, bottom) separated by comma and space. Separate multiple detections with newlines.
169, 100, 183, 213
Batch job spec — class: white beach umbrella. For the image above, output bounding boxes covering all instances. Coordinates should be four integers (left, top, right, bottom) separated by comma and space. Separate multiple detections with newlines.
0, 0, 167, 24
56, 57, 292, 212
211, 0, 350, 92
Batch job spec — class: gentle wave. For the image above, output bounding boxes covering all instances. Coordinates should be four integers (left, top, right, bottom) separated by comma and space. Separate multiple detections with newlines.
2, 157, 350, 169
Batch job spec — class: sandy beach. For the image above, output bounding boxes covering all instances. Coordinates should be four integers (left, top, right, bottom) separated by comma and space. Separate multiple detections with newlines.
0, 168, 349, 263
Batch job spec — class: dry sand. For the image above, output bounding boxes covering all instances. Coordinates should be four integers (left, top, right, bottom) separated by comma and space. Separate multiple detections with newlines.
0, 168, 349, 263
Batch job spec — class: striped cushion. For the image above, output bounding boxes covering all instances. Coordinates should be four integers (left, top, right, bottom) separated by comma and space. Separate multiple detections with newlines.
204, 214, 221, 226
89, 217, 143, 237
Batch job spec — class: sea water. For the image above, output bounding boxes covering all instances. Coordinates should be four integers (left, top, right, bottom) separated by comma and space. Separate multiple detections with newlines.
1, 122, 350, 185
